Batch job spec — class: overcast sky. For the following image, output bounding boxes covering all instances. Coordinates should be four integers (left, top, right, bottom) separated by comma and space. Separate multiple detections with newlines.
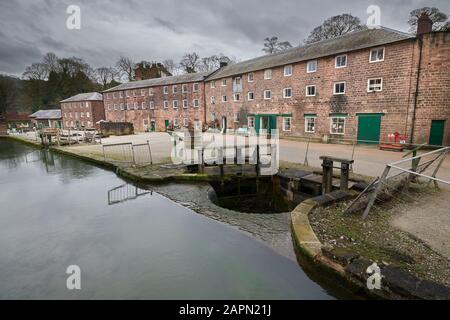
0, 0, 449, 76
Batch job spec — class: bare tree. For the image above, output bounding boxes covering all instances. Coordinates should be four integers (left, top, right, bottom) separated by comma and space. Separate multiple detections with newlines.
22, 63, 48, 80
95, 67, 118, 87
305, 14, 365, 44
163, 59, 182, 76
116, 56, 135, 81
262, 37, 292, 54
179, 52, 200, 73
42, 52, 60, 74
408, 7, 448, 32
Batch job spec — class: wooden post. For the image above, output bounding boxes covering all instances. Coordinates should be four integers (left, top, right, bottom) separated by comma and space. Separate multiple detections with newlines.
147, 140, 153, 165
304, 137, 310, 166
321, 158, 333, 194
427, 149, 448, 188
68, 129, 71, 145
340, 162, 350, 190
362, 166, 391, 219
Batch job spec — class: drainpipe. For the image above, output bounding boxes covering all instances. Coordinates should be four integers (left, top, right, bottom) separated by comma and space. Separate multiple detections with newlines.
410, 36, 423, 144
202, 80, 207, 126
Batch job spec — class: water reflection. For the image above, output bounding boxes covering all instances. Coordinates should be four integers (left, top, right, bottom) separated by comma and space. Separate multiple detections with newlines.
107, 183, 152, 205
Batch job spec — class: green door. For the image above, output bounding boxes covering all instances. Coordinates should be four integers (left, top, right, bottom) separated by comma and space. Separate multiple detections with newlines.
357, 114, 382, 144
150, 121, 156, 132
164, 120, 169, 131
429, 120, 445, 146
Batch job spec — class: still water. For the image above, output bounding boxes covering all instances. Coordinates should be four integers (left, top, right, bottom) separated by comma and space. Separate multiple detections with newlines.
0, 139, 332, 299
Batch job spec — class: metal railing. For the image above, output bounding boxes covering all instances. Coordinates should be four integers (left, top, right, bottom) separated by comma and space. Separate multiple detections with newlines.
102, 141, 153, 166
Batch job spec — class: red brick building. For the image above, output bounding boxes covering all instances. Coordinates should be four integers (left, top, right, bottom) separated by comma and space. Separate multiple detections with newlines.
60, 93, 105, 129
205, 25, 450, 146
103, 72, 211, 132
134, 61, 171, 81
102, 16, 449, 145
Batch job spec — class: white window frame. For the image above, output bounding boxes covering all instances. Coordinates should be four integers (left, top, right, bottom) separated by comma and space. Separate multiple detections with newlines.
183, 118, 189, 127
233, 113, 239, 123
248, 73, 254, 82
149, 101, 155, 109
264, 90, 272, 100
330, 116, 346, 135
306, 85, 316, 97
193, 83, 199, 92
221, 79, 227, 86
335, 54, 347, 68
367, 78, 383, 92
333, 81, 346, 95
173, 118, 179, 127
172, 100, 178, 109
247, 116, 255, 128
86, 112, 90, 118
163, 100, 168, 109
222, 95, 227, 102
305, 116, 316, 133
172, 85, 178, 94
134, 102, 138, 110
141, 89, 146, 96
284, 65, 293, 76
141, 101, 146, 109
163, 86, 169, 94
307, 60, 317, 73
283, 88, 292, 98
183, 99, 188, 108
211, 96, 216, 104
369, 47, 385, 63
193, 99, 199, 108
247, 92, 254, 101
282, 117, 292, 132
182, 84, 188, 93
210, 81, 216, 88
264, 69, 272, 80
149, 88, 154, 96
233, 93, 240, 101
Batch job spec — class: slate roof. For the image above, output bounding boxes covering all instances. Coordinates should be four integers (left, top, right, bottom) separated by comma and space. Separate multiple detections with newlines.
60, 92, 103, 103
102, 72, 213, 93
206, 27, 414, 80
29, 109, 62, 119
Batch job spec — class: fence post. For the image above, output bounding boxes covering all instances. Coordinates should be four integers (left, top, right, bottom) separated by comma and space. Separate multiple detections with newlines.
147, 140, 153, 165
350, 140, 357, 172
131, 145, 136, 165
102, 145, 106, 162
362, 166, 391, 219
304, 137, 310, 166
427, 149, 448, 188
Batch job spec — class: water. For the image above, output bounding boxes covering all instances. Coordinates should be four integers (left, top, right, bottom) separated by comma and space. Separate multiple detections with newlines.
0, 139, 333, 299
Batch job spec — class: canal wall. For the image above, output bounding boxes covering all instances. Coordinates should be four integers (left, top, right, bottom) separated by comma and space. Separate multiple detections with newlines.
291, 192, 450, 300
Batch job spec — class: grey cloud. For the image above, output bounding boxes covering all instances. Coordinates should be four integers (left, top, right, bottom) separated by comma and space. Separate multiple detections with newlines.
0, 0, 449, 76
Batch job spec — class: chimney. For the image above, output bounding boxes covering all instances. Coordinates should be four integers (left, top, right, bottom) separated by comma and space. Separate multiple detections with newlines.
417, 11, 433, 35
219, 61, 228, 68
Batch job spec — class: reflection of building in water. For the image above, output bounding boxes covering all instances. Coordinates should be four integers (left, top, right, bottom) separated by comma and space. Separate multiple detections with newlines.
107, 184, 152, 205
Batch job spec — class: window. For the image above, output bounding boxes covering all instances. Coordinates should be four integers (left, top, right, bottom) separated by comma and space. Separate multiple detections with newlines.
282, 117, 292, 132
149, 101, 155, 109
264, 90, 272, 100
113, 92, 117, 99
182, 84, 188, 93
119, 91, 123, 98
248, 73, 254, 82
210, 81, 216, 88
172, 85, 178, 94
247, 116, 255, 128
233, 93, 240, 101
247, 92, 254, 101
126, 91, 130, 97
173, 100, 178, 109
141, 102, 146, 109
183, 99, 188, 108
283, 88, 292, 98
305, 117, 316, 133
211, 96, 216, 104
141, 89, 146, 96
126, 103, 130, 110
284, 65, 293, 76
222, 95, 227, 102
221, 79, 227, 86
193, 99, 199, 108
163, 86, 169, 94
370, 47, 384, 62
193, 83, 199, 92
163, 100, 168, 109
330, 117, 346, 134
333, 82, 346, 95
234, 77, 241, 85
134, 102, 138, 110
80, 112, 84, 118
120, 103, 124, 110
149, 88, 154, 96
133, 90, 137, 97
173, 118, 179, 127
86, 112, 90, 118
183, 118, 189, 127
307, 60, 317, 73
367, 78, 383, 92
306, 85, 316, 97
264, 69, 272, 80
233, 113, 239, 123
335, 55, 347, 68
